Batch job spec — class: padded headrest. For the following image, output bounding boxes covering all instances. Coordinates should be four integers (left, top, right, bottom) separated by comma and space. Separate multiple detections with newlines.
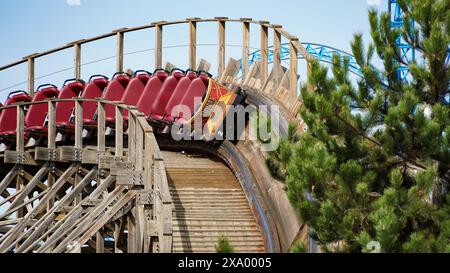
172, 71, 185, 80
155, 71, 169, 81
115, 75, 130, 88
199, 74, 210, 85
92, 78, 109, 89
187, 71, 197, 80
11, 94, 32, 103
39, 87, 59, 98
67, 81, 85, 92
136, 73, 151, 85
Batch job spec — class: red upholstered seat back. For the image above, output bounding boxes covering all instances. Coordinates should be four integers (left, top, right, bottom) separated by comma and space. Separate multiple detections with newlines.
136, 71, 168, 116
121, 72, 151, 120
25, 85, 59, 130
163, 72, 197, 121
176, 74, 209, 120
102, 74, 130, 122
149, 70, 184, 118
0, 92, 32, 135
55, 81, 85, 127
81, 77, 108, 123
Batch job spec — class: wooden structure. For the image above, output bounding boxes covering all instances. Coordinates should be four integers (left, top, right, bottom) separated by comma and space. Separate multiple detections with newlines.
0, 18, 311, 253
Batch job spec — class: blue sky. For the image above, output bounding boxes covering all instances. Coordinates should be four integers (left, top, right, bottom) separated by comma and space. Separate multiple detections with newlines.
0, 0, 387, 101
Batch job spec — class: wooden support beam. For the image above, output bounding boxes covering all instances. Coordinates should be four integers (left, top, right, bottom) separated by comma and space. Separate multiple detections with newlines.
115, 105, 123, 157
0, 166, 18, 197
48, 101, 56, 149
74, 43, 81, 79
260, 24, 269, 83
289, 37, 299, 98
217, 19, 226, 76
155, 24, 163, 69
97, 102, 105, 153
27, 58, 35, 96
188, 20, 197, 70
16, 105, 24, 153
116, 31, 124, 72
74, 100, 83, 149
242, 21, 250, 79
273, 25, 282, 89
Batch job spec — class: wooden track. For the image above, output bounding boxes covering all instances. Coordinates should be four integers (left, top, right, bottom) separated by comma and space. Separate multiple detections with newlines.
163, 151, 266, 253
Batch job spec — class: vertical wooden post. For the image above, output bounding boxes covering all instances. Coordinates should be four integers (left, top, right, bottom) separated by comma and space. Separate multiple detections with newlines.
116, 31, 124, 72
128, 113, 136, 163
260, 22, 269, 83
241, 19, 251, 79
16, 105, 24, 153
115, 105, 123, 157
155, 24, 163, 69
188, 19, 197, 70
289, 37, 299, 98
74, 43, 81, 79
74, 100, 83, 149
47, 101, 56, 150
27, 58, 35, 96
47, 100, 56, 212
273, 25, 282, 88
216, 17, 227, 76
306, 61, 313, 92
97, 102, 105, 153
96, 231, 104, 253
96, 96, 105, 252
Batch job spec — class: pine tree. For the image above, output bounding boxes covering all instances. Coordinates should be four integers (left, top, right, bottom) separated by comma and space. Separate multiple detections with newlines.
215, 235, 235, 253
271, 0, 450, 252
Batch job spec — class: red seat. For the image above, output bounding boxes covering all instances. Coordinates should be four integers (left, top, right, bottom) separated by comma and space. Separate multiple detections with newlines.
122, 71, 151, 120
174, 73, 210, 122
25, 84, 60, 132
0, 91, 33, 137
55, 80, 86, 129
136, 70, 169, 116
80, 75, 109, 125
156, 70, 198, 123
101, 73, 131, 123
148, 69, 185, 121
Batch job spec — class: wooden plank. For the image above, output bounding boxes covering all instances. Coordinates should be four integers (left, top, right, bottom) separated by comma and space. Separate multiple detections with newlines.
115, 105, 123, 157
74, 43, 81, 79
97, 102, 106, 153
260, 24, 268, 84
48, 101, 56, 149
27, 58, 35, 96
197, 59, 211, 72
219, 58, 241, 84
289, 38, 299, 99
127, 209, 136, 253
273, 26, 282, 90
0, 166, 18, 200
116, 32, 124, 72
16, 105, 24, 153
74, 100, 83, 149
189, 20, 197, 69
5, 163, 49, 214
217, 19, 226, 76
155, 24, 163, 69
242, 21, 250, 79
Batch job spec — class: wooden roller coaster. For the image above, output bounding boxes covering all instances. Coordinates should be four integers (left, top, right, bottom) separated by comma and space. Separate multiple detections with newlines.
0, 18, 311, 253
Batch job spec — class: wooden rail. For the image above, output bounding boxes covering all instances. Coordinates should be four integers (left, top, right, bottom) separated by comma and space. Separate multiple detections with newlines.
0, 98, 172, 253
0, 18, 311, 108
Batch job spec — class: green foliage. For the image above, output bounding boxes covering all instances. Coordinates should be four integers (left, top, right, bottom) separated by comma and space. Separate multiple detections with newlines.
269, 0, 450, 252
215, 235, 235, 253
290, 241, 307, 253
